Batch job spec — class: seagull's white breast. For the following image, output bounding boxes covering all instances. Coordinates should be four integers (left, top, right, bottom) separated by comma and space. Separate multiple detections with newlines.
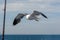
26, 14, 31, 20
26, 14, 36, 20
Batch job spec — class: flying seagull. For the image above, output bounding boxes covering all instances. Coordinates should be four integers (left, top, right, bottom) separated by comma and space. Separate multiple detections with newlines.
13, 10, 48, 25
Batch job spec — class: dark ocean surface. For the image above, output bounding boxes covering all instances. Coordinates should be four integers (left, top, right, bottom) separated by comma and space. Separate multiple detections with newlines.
0, 35, 60, 40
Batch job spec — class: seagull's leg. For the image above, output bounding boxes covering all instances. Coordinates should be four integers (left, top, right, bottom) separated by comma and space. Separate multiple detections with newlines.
35, 19, 39, 21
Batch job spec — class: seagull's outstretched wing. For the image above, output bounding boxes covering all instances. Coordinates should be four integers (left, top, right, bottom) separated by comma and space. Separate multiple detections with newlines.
13, 14, 25, 25
31, 11, 48, 18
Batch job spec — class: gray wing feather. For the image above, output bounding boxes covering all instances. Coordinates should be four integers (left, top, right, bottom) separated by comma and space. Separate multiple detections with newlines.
13, 14, 25, 25
31, 11, 48, 18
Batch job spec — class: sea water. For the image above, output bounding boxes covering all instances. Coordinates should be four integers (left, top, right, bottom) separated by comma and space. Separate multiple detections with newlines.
0, 35, 60, 40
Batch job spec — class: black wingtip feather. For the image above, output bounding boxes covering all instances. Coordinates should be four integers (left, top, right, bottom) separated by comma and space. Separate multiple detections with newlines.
13, 19, 17, 25
40, 13, 48, 19
13, 18, 21, 26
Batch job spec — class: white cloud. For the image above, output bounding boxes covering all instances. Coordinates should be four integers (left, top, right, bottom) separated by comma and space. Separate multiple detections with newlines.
29, 0, 59, 3
6, 3, 24, 11
0, 0, 60, 13
29, 0, 42, 2
5, 4, 59, 13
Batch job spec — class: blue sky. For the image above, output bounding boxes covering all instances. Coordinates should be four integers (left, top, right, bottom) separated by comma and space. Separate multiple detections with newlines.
0, 0, 60, 35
